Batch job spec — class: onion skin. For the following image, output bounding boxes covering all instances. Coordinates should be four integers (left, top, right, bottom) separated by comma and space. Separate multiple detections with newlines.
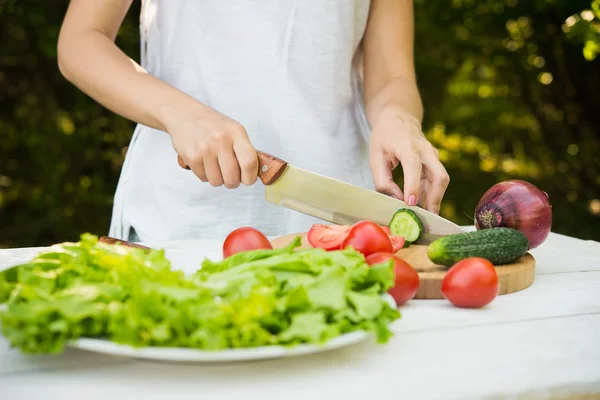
474, 180, 552, 250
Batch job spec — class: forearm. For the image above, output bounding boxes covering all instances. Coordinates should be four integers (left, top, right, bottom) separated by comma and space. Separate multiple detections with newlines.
57, 30, 200, 133
364, 76, 424, 128
361, 0, 423, 128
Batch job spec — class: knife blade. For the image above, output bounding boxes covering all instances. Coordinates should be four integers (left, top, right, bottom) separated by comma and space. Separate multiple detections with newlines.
177, 151, 467, 244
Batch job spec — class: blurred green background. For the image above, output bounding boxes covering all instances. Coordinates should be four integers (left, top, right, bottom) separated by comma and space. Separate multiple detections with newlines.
1, 0, 599, 248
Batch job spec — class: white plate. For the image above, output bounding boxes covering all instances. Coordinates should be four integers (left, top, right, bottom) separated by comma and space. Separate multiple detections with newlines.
1, 295, 396, 363
68, 330, 369, 363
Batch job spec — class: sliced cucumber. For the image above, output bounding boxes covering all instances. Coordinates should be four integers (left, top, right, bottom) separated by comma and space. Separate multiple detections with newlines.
389, 209, 423, 242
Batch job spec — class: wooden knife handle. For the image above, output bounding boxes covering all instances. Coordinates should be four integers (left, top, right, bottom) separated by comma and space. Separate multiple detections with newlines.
98, 236, 151, 251
177, 151, 287, 185
256, 151, 288, 185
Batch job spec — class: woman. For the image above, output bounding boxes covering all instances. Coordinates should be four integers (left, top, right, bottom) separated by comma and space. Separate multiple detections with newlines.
57, 0, 449, 244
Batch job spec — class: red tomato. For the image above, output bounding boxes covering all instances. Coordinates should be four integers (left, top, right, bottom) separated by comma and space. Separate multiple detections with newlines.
341, 221, 393, 257
389, 235, 406, 252
441, 257, 499, 308
365, 252, 420, 306
222, 227, 272, 258
307, 224, 351, 250
307, 224, 393, 251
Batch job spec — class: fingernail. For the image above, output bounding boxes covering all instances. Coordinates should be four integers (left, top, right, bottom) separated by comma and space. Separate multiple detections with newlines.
434, 211, 439, 215
391, 195, 399, 199
408, 194, 417, 206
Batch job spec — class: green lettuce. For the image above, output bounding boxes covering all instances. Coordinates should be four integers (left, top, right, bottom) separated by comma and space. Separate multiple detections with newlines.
0, 233, 400, 354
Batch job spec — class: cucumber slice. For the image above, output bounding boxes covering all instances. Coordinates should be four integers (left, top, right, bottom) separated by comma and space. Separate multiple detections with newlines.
389, 209, 424, 242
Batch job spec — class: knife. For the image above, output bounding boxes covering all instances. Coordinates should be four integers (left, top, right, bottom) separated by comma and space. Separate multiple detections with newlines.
98, 236, 151, 251
177, 152, 467, 244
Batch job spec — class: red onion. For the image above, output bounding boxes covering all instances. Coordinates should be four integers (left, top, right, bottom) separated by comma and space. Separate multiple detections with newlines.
474, 180, 552, 250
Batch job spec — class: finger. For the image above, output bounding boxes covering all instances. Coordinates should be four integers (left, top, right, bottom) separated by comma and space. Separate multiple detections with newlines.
182, 152, 208, 182
218, 149, 241, 189
203, 153, 224, 187
369, 150, 404, 200
233, 138, 258, 185
396, 148, 422, 206
192, 160, 208, 182
422, 152, 450, 214
418, 172, 428, 208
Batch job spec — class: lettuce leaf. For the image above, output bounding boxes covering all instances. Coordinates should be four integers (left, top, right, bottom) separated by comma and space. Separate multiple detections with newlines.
0, 233, 400, 354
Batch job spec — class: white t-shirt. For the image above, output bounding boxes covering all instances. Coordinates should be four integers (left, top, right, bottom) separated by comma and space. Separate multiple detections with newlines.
109, 0, 376, 244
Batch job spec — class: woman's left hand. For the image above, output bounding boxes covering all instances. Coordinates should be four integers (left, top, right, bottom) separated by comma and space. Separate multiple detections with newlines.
368, 107, 450, 215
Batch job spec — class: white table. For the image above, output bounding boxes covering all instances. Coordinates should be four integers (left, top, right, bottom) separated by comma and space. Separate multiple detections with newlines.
1, 230, 599, 400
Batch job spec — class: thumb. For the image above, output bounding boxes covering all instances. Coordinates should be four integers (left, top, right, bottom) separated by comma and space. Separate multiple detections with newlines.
369, 150, 404, 200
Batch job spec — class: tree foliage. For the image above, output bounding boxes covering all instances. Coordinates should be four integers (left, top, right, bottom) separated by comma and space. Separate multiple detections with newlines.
407, 0, 600, 240
0, 0, 598, 247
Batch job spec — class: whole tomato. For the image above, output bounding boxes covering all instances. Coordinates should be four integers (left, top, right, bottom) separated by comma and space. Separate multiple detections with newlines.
366, 252, 420, 306
222, 227, 273, 258
341, 221, 393, 257
441, 257, 499, 308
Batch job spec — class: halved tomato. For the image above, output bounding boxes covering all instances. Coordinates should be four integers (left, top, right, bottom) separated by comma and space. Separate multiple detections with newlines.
307, 223, 405, 252
389, 235, 406, 253
307, 224, 350, 250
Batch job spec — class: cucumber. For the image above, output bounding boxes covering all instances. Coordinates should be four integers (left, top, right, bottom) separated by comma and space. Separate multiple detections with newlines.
389, 209, 423, 242
427, 227, 528, 267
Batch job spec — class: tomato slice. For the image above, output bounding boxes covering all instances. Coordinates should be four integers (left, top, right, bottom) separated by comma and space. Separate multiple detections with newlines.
307, 224, 351, 250
307, 223, 400, 252
389, 235, 406, 253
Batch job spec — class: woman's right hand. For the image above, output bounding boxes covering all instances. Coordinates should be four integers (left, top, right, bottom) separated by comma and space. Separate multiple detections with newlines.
164, 104, 259, 189
56, 0, 260, 190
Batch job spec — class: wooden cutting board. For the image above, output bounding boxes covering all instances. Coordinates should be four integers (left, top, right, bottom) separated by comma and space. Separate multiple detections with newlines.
270, 232, 536, 300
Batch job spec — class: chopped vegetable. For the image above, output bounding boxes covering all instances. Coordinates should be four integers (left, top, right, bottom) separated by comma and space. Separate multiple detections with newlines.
0, 233, 400, 355
307, 224, 351, 250
307, 223, 405, 253
389, 209, 423, 243
388, 235, 406, 252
